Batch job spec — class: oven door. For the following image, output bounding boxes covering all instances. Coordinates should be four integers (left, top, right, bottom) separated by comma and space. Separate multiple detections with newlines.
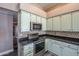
34, 40, 45, 56
35, 42, 45, 53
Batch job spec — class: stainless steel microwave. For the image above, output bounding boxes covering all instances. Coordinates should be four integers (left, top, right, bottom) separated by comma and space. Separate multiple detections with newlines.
30, 22, 42, 31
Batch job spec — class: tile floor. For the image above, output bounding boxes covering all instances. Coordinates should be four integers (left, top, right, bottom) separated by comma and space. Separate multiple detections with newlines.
3, 50, 18, 56
3, 50, 55, 56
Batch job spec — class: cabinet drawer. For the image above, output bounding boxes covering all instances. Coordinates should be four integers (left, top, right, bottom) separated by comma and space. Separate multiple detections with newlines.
55, 40, 78, 50
61, 42, 78, 50
24, 43, 33, 48
55, 40, 62, 45
61, 42, 70, 47
62, 47, 77, 56
24, 47, 33, 51
24, 53, 33, 56
46, 38, 55, 44
69, 44, 78, 50
24, 43, 33, 50
23, 49, 33, 52
24, 50, 33, 54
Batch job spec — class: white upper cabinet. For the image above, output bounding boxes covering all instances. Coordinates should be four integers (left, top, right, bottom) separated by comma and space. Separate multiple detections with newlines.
72, 11, 79, 31
30, 14, 37, 23
37, 16, 42, 23
53, 16, 61, 31
61, 13, 72, 31
46, 18, 53, 31
21, 11, 30, 32
42, 17, 46, 31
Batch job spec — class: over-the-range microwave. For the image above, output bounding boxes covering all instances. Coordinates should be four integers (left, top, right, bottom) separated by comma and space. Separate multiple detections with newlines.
30, 22, 42, 31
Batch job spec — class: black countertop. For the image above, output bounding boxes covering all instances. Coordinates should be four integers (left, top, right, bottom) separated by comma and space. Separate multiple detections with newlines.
19, 37, 39, 45
40, 34, 79, 45
19, 34, 79, 46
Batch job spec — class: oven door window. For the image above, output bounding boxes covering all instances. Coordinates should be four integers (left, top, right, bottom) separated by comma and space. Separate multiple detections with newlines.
35, 42, 45, 53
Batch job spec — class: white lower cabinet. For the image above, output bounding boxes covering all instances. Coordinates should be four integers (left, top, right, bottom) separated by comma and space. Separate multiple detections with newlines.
45, 39, 52, 51
45, 38, 78, 56
51, 44, 62, 56
45, 39, 48, 51
23, 43, 34, 56
62, 46, 77, 56
45, 39, 62, 56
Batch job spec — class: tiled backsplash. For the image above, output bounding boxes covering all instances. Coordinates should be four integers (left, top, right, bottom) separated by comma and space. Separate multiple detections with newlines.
18, 31, 46, 38
46, 31, 79, 38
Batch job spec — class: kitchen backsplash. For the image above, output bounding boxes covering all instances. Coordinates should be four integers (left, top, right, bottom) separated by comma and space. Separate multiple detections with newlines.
46, 31, 79, 38
18, 31, 46, 38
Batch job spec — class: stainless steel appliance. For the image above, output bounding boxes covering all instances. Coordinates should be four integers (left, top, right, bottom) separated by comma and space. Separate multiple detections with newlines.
30, 22, 42, 31
27, 33, 39, 41
27, 33, 45, 56
34, 37, 45, 56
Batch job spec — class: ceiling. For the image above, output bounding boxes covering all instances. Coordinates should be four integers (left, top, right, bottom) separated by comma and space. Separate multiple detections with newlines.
31, 3, 67, 12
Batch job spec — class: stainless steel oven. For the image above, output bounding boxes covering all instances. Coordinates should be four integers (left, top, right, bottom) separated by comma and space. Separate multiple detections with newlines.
27, 33, 45, 56
30, 22, 42, 31
34, 37, 45, 56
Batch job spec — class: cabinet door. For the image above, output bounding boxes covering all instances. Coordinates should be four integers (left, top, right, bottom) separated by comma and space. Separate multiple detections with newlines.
45, 39, 51, 51
42, 17, 46, 31
53, 16, 61, 31
30, 14, 37, 23
51, 44, 62, 56
77, 47, 79, 56
23, 43, 34, 56
62, 47, 77, 56
37, 16, 42, 23
45, 39, 48, 51
46, 18, 53, 31
45, 39, 62, 56
21, 11, 30, 32
61, 13, 72, 31
72, 11, 79, 31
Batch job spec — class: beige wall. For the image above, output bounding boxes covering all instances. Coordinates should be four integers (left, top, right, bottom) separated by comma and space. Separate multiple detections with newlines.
20, 3, 47, 17
47, 3, 79, 17
0, 3, 18, 11
46, 31, 79, 38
